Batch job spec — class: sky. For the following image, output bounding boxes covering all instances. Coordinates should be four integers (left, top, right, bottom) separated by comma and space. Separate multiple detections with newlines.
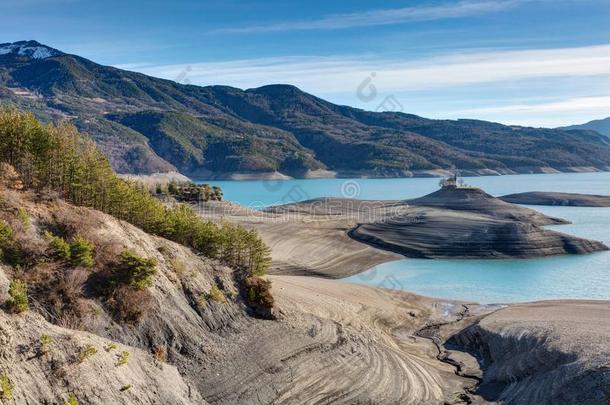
2, 0, 610, 127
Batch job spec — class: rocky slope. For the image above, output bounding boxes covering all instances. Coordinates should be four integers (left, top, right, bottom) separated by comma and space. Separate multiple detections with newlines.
445, 301, 610, 404
3, 41, 610, 177
0, 306, 205, 404
0, 187, 237, 403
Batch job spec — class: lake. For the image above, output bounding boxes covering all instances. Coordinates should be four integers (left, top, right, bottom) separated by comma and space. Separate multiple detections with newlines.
204, 171, 610, 208
203, 172, 610, 303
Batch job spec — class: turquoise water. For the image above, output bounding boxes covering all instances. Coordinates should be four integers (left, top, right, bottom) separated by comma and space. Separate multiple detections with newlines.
203, 171, 610, 208
347, 206, 610, 303
202, 172, 610, 303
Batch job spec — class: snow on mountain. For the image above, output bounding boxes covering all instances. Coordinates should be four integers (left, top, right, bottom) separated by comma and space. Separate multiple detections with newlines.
0, 41, 61, 59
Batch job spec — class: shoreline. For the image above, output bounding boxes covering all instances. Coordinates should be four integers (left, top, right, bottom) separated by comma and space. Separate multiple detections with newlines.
183, 166, 610, 181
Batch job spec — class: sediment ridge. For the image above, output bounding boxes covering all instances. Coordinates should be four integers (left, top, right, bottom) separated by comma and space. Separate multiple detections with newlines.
444, 301, 610, 404
501, 191, 610, 207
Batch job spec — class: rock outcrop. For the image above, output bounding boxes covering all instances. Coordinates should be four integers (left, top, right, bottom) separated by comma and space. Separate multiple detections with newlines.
349, 208, 607, 259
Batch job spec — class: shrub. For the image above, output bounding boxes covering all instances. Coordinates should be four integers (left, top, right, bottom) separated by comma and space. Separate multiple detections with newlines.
6, 279, 28, 313
211, 186, 223, 201
167, 180, 178, 195
40, 334, 53, 355
207, 285, 226, 303
0, 220, 13, 258
153, 345, 167, 363
120, 384, 132, 392
0, 373, 13, 400
2, 246, 25, 268
245, 277, 274, 309
108, 287, 153, 324
70, 236, 94, 267
17, 208, 31, 230
170, 257, 186, 277
0, 221, 11, 243
47, 267, 90, 328
115, 351, 129, 367
43, 231, 71, 261
65, 393, 79, 405
78, 344, 97, 363
0, 221, 23, 267
114, 250, 157, 290
104, 342, 117, 352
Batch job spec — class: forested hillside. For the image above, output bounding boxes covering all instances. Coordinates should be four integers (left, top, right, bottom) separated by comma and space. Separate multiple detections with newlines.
0, 109, 273, 312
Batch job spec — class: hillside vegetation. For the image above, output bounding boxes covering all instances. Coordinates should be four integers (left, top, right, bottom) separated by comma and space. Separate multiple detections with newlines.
561, 116, 610, 137
0, 109, 271, 280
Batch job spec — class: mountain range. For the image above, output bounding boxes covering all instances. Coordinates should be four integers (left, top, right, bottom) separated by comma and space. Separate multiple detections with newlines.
2, 40, 610, 179
561, 117, 610, 137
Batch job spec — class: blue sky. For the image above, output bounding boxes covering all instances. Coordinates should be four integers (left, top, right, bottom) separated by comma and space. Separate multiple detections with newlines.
2, 0, 610, 127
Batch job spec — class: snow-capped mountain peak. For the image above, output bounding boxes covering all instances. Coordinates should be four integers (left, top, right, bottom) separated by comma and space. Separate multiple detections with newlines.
0, 40, 62, 59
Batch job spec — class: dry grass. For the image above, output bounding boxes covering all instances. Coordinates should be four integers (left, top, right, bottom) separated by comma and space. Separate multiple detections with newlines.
107, 286, 153, 324
153, 345, 168, 364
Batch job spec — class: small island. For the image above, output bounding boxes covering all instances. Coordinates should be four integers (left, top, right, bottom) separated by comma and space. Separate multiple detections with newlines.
501, 191, 610, 207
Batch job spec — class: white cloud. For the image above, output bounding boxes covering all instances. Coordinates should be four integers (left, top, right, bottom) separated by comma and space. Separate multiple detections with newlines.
118, 43, 610, 95
455, 96, 610, 115
439, 96, 610, 127
216, 0, 534, 33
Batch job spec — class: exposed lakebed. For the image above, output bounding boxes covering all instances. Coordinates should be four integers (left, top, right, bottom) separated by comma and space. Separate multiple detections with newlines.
204, 172, 610, 303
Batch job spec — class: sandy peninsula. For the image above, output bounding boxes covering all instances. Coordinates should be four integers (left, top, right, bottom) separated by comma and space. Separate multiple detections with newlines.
350, 187, 607, 259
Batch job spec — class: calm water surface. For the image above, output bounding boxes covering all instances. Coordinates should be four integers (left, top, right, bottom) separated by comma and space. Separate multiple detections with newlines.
204, 171, 610, 207
347, 206, 610, 303
202, 172, 610, 303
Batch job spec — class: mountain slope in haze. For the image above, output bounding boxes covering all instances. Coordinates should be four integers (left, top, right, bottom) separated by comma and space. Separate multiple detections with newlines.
561, 117, 610, 137
2, 40, 610, 178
